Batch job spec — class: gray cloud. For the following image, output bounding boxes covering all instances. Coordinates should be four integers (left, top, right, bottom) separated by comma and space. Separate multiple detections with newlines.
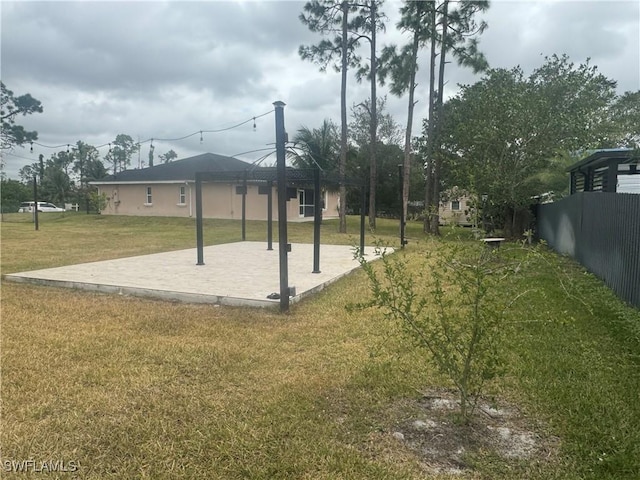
1, 0, 638, 180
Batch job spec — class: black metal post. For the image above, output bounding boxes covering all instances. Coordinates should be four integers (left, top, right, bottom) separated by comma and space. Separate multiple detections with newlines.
33, 175, 39, 231
274, 101, 289, 312
241, 169, 247, 240
195, 173, 204, 265
267, 180, 273, 250
312, 166, 321, 273
399, 164, 406, 248
360, 181, 366, 255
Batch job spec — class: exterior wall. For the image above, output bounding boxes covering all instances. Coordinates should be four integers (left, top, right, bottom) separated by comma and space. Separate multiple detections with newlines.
100, 183, 193, 217
439, 195, 472, 226
97, 182, 339, 221
323, 189, 340, 219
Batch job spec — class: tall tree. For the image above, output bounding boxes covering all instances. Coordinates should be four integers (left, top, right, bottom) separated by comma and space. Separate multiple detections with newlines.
72, 141, 100, 187
50, 149, 74, 177
350, 97, 402, 148
18, 163, 39, 184
424, 0, 489, 235
379, 1, 435, 232
607, 90, 640, 149
439, 55, 618, 237
349, 98, 406, 216
104, 134, 139, 175
300, 0, 364, 233
353, 0, 386, 229
1, 179, 31, 213
159, 149, 178, 164
1, 82, 43, 151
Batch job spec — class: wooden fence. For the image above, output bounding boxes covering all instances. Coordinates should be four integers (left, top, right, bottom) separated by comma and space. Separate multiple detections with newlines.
537, 192, 640, 309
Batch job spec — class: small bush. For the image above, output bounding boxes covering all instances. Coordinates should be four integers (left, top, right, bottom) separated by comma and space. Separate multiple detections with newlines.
354, 242, 536, 421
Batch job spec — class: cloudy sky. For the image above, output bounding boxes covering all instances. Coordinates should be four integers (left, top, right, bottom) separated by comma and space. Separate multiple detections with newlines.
1, 0, 639, 180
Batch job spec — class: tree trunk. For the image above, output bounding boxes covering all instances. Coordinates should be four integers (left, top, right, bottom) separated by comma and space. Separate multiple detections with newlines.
403, 30, 419, 229
430, 0, 449, 236
368, 0, 377, 231
339, 1, 349, 233
424, 3, 438, 233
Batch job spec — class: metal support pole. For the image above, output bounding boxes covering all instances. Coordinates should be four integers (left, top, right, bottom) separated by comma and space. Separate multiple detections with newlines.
312, 166, 321, 273
267, 180, 273, 251
33, 175, 39, 231
195, 174, 204, 265
360, 181, 366, 255
241, 169, 247, 240
274, 101, 289, 312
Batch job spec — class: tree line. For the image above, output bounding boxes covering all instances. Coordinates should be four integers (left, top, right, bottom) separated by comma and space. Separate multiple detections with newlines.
3, 1, 639, 230
296, 0, 639, 237
1, 83, 178, 212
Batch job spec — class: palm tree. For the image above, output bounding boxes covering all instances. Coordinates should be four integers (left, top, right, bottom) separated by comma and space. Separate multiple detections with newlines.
288, 119, 339, 171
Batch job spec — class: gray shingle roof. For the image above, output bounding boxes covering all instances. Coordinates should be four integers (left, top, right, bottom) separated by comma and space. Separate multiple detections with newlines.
94, 152, 252, 182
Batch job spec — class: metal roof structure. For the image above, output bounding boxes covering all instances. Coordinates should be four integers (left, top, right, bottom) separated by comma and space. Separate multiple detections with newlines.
568, 148, 640, 194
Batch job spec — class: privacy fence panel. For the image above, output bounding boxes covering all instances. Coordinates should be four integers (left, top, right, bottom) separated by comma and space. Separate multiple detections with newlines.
538, 192, 640, 309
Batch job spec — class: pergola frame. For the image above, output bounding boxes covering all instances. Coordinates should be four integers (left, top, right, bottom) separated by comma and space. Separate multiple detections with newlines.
194, 166, 366, 309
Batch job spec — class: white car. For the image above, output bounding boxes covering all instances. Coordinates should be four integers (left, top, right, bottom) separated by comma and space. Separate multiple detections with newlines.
18, 201, 66, 213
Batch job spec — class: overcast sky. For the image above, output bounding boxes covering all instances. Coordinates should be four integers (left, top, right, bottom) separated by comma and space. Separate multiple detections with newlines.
1, 0, 639, 180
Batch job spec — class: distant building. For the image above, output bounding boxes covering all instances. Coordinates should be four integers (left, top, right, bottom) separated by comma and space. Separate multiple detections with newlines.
90, 152, 339, 221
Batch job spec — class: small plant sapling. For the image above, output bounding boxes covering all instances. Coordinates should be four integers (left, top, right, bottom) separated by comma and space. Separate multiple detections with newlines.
355, 242, 531, 421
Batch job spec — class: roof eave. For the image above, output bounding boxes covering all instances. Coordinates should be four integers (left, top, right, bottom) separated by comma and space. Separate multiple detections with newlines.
567, 148, 638, 172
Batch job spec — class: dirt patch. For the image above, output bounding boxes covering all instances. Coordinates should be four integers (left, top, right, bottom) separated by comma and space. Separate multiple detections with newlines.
385, 389, 559, 475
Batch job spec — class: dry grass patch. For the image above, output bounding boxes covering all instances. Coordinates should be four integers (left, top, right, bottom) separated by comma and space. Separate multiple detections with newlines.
1, 275, 428, 478
3, 215, 639, 479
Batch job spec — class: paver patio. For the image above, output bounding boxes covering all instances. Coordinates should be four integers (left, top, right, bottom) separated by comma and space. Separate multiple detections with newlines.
4, 242, 383, 308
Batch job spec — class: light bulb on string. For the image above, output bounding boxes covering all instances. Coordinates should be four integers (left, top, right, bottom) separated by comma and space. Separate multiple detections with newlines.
200, 131, 203, 144
30, 142, 33, 153
108, 143, 112, 153
253, 117, 256, 131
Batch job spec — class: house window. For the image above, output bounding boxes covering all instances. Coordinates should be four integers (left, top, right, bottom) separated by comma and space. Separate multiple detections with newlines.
451, 200, 461, 211
178, 186, 186, 205
145, 186, 152, 205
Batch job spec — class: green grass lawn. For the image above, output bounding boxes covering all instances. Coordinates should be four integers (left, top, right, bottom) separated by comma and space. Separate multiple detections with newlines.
1, 214, 639, 479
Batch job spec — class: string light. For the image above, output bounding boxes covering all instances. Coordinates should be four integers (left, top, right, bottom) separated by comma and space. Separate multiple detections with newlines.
27, 110, 274, 152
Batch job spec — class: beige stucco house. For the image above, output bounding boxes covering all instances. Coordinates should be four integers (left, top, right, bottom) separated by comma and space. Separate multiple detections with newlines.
91, 153, 339, 221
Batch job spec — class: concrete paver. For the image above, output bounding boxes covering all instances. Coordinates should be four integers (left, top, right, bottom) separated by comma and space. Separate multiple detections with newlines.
4, 242, 385, 308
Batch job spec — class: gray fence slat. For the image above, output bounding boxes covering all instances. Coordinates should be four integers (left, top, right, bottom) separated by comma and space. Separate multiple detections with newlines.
538, 192, 640, 309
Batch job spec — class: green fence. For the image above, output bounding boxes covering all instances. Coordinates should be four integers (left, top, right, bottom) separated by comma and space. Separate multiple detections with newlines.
537, 192, 640, 308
